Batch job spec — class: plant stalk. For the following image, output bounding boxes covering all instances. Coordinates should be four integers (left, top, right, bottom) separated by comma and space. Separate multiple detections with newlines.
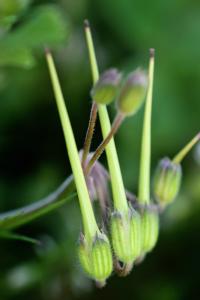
84, 20, 128, 213
0, 175, 75, 230
82, 102, 98, 167
85, 112, 125, 174
173, 132, 200, 164
138, 49, 155, 204
46, 49, 99, 239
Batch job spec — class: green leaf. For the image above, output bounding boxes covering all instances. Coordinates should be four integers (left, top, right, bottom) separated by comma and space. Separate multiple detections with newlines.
0, 175, 76, 230
0, 0, 30, 17
0, 5, 69, 67
0, 44, 35, 68
6, 5, 69, 48
0, 0, 31, 30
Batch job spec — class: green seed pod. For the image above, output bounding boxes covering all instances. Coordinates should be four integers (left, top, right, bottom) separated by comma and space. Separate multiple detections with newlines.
78, 232, 113, 283
153, 157, 182, 206
111, 212, 133, 263
140, 207, 159, 253
111, 209, 141, 263
91, 68, 122, 105
117, 69, 148, 115
129, 210, 142, 259
78, 234, 92, 277
91, 234, 113, 282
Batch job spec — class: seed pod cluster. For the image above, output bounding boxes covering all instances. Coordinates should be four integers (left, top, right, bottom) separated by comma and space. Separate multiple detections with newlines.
90, 68, 148, 117
78, 206, 159, 282
47, 40, 198, 288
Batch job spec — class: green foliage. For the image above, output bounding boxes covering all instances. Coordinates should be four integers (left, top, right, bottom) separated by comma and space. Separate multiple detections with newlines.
0, 4, 69, 67
0, 0, 30, 29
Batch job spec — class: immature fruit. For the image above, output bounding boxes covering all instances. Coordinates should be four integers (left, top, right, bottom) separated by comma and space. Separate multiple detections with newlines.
129, 209, 142, 259
140, 207, 159, 253
78, 232, 113, 284
91, 68, 122, 105
153, 157, 182, 206
111, 208, 141, 264
117, 69, 148, 115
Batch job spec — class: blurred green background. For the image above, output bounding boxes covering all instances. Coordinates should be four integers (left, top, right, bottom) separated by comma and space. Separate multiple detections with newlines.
0, 0, 200, 299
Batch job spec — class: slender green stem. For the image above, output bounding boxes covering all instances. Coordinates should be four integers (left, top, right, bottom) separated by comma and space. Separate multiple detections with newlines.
82, 102, 98, 167
46, 49, 99, 239
85, 112, 125, 175
173, 132, 200, 164
84, 20, 128, 213
138, 49, 155, 204
84, 20, 99, 82
0, 230, 40, 245
0, 176, 137, 231
0, 175, 75, 230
